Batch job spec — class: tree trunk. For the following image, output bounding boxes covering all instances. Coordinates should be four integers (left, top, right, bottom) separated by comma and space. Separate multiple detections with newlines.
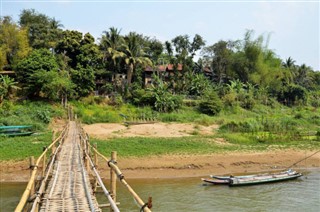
126, 63, 134, 85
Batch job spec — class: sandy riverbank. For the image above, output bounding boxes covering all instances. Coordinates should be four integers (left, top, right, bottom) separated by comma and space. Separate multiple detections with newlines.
1, 122, 319, 182
1, 150, 319, 182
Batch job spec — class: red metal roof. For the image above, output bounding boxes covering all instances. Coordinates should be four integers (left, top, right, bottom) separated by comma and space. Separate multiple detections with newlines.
145, 64, 183, 72
166, 64, 183, 71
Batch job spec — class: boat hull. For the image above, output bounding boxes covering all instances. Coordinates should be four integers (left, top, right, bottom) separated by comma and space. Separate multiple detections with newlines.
229, 173, 302, 186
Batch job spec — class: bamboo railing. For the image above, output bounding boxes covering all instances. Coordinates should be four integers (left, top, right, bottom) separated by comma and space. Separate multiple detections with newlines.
78, 125, 120, 212
78, 123, 152, 212
15, 123, 69, 212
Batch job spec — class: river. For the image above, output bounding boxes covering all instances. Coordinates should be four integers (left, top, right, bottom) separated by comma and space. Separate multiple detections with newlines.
1, 169, 319, 212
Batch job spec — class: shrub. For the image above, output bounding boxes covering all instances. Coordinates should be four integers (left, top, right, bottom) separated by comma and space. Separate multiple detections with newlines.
198, 90, 222, 116
316, 131, 320, 141
222, 92, 237, 107
154, 93, 183, 112
131, 88, 156, 106
240, 95, 255, 110
279, 84, 308, 106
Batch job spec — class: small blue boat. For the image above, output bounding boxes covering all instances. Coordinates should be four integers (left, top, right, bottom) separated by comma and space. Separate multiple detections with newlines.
0, 125, 33, 136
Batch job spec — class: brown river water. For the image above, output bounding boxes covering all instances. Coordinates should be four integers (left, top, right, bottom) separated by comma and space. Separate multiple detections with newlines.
1, 168, 319, 212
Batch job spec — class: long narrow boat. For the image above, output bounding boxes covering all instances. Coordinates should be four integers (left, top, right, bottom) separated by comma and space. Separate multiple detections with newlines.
202, 169, 302, 186
0, 125, 32, 130
0, 125, 33, 136
210, 170, 296, 180
229, 170, 302, 186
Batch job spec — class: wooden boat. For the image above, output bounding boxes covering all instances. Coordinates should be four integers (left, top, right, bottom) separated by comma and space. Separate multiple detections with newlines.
229, 170, 302, 186
201, 178, 230, 185
210, 170, 297, 180
0, 125, 33, 136
203, 170, 302, 186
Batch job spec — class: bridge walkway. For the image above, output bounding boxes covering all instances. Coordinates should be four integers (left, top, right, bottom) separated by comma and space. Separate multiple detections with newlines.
39, 121, 100, 211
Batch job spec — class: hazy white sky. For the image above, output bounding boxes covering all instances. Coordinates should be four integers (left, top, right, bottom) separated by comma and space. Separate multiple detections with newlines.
1, 0, 319, 70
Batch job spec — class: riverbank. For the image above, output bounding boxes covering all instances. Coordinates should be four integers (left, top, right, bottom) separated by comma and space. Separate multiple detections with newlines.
1, 150, 319, 182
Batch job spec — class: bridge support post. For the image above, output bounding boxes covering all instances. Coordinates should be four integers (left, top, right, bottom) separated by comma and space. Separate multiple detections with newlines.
52, 130, 56, 154
42, 147, 47, 177
86, 138, 90, 172
30, 156, 35, 197
93, 143, 98, 193
110, 151, 117, 211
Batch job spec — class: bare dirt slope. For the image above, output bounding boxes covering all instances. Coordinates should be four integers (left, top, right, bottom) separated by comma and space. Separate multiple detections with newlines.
83, 122, 219, 139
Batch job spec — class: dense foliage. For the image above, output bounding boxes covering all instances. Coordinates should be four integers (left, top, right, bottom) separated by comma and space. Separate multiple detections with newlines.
0, 9, 319, 115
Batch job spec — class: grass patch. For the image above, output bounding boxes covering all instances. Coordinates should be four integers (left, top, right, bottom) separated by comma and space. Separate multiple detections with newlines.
0, 132, 52, 161
90, 134, 320, 158
91, 136, 233, 157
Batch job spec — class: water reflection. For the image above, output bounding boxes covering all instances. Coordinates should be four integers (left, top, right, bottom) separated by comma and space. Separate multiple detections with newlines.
1, 169, 319, 212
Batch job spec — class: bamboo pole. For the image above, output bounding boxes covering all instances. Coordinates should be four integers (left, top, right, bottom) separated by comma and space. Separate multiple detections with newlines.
110, 151, 117, 210
77, 123, 151, 212
93, 143, 98, 193
29, 156, 35, 197
86, 138, 90, 172
79, 132, 119, 212
91, 146, 151, 212
52, 130, 56, 154
42, 147, 46, 177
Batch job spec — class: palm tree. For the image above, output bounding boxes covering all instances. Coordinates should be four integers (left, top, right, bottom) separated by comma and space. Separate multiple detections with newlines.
295, 64, 313, 88
99, 27, 125, 64
123, 32, 152, 85
50, 18, 64, 29
282, 57, 296, 69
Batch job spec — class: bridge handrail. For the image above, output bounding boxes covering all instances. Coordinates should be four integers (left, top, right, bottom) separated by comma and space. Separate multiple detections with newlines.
80, 134, 120, 212
78, 124, 152, 212
15, 123, 70, 212
91, 146, 152, 212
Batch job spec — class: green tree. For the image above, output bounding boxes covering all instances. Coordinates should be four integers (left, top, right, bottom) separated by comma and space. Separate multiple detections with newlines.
144, 38, 164, 64
171, 34, 205, 60
32, 70, 74, 104
0, 16, 31, 70
19, 9, 63, 49
55, 30, 83, 68
282, 57, 296, 69
202, 40, 235, 84
100, 27, 125, 64
15, 48, 59, 97
123, 32, 152, 85
56, 31, 99, 97
99, 27, 125, 87
294, 64, 313, 89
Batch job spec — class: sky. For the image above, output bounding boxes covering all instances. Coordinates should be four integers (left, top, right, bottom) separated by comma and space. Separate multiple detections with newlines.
1, 0, 319, 70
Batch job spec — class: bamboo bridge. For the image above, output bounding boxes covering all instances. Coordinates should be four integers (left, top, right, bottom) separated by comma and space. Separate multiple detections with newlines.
15, 114, 152, 212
